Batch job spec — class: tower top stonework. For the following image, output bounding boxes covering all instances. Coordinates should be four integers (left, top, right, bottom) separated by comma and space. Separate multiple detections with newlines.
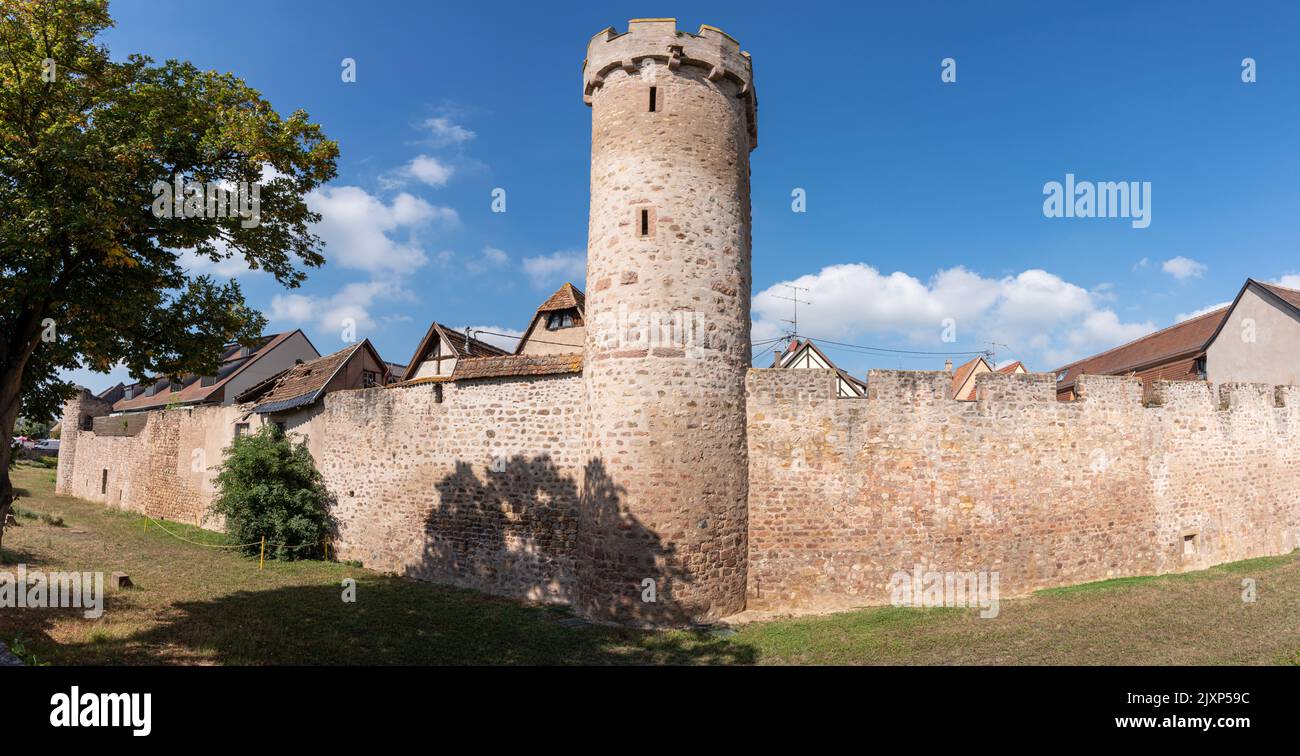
583, 18, 757, 148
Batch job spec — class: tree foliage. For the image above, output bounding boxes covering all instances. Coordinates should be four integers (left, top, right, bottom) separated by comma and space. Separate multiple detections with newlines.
0, 0, 338, 551
209, 425, 334, 561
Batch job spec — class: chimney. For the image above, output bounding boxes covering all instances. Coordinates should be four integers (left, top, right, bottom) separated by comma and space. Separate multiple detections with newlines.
945, 358, 953, 372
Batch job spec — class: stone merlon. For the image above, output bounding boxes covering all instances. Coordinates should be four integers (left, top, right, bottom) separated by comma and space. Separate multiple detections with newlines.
583, 18, 757, 148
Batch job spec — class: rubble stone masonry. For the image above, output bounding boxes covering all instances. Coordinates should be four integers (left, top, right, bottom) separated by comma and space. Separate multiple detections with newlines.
57, 366, 1300, 619
746, 368, 1300, 612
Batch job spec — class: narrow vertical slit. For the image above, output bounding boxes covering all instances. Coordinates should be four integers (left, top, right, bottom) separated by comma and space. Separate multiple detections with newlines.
640, 209, 649, 236
648, 86, 657, 112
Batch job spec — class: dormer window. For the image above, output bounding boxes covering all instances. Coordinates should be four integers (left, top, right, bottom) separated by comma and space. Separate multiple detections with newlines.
1055, 370, 1068, 382
239, 346, 252, 358
200, 375, 216, 387
123, 386, 135, 400
546, 310, 576, 330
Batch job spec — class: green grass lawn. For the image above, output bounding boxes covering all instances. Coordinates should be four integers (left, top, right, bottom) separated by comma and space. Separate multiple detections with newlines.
3, 461, 1299, 665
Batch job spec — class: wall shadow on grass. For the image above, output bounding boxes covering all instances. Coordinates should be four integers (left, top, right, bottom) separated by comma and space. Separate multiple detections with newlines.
51, 578, 759, 665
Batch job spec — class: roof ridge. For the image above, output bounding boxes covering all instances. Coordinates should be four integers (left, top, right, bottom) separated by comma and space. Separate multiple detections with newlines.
1053, 306, 1228, 372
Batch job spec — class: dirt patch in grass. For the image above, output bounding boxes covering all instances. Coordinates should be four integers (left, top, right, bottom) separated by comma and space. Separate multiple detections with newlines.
3, 462, 1297, 665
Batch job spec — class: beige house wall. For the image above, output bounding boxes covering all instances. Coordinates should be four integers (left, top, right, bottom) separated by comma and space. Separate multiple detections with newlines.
518, 314, 584, 355
1206, 285, 1300, 387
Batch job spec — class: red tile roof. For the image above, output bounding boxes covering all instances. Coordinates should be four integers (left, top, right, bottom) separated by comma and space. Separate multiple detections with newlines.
996, 361, 1026, 374
236, 340, 384, 411
515, 282, 586, 355
451, 353, 583, 381
111, 331, 309, 412
950, 356, 989, 400
1256, 280, 1300, 312
1053, 307, 1228, 392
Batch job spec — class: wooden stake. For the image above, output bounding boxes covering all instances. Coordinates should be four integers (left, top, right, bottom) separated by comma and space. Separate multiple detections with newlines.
259, 536, 266, 570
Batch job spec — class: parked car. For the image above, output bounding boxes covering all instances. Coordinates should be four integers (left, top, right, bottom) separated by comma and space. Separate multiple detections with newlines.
33, 439, 59, 451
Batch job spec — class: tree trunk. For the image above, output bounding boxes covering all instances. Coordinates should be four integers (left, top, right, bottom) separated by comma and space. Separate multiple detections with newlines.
0, 313, 45, 561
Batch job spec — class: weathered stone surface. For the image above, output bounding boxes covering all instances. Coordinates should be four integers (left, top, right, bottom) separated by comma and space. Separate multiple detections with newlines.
578, 19, 755, 625
745, 368, 1300, 613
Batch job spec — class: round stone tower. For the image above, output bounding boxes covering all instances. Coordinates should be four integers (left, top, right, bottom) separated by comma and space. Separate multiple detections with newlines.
578, 18, 757, 624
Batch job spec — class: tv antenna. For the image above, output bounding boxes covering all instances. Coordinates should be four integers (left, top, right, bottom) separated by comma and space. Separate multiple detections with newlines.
772, 284, 811, 338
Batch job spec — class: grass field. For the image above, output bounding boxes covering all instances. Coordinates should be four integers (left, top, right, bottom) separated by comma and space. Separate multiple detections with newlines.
3, 461, 1299, 665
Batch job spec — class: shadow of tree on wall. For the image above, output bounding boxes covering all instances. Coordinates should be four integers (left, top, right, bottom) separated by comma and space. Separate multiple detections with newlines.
578, 459, 694, 627
424, 455, 581, 603
422, 456, 694, 626
39, 580, 759, 666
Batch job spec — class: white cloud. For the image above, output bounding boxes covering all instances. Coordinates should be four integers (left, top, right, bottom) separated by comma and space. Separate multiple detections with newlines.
460, 325, 524, 352
382, 155, 456, 190
1161, 256, 1207, 281
521, 250, 586, 290
1271, 274, 1300, 290
751, 263, 1154, 369
422, 116, 475, 147
271, 280, 411, 345
466, 246, 510, 276
177, 243, 262, 279
306, 186, 456, 275
1175, 301, 1232, 323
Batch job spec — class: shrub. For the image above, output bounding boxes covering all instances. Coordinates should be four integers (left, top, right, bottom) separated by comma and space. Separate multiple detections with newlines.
38, 457, 58, 469
209, 425, 334, 560
39, 513, 65, 527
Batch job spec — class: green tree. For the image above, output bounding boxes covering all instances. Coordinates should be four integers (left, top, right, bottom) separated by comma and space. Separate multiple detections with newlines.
209, 425, 334, 561
0, 0, 338, 553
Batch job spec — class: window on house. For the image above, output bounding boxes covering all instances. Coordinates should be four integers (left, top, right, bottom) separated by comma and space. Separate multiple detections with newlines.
362, 370, 379, 387
81, 416, 94, 431
234, 423, 249, 438
648, 86, 658, 112
123, 386, 135, 400
170, 378, 182, 393
275, 421, 286, 433
1194, 357, 1208, 380
639, 209, 650, 236
101, 469, 108, 494
1183, 533, 1198, 555
1055, 369, 1068, 382
239, 346, 252, 358
200, 375, 216, 387
546, 311, 577, 331
434, 384, 444, 404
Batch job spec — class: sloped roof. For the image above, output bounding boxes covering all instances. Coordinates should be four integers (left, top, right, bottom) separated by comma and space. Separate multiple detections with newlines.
402, 322, 509, 381
112, 331, 311, 412
237, 339, 383, 413
1254, 280, 1300, 314
996, 361, 1027, 374
951, 356, 990, 400
536, 282, 586, 313
1054, 307, 1228, 392
774, 339, 867, 394
451, 353, 583, 381
515, 282, 587, 355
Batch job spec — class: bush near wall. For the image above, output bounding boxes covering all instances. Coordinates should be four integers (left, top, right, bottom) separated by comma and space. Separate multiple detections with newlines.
209, 426, 334, 560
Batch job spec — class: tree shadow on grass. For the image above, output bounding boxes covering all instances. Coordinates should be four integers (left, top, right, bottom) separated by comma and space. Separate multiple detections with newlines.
51, 578, 759, 665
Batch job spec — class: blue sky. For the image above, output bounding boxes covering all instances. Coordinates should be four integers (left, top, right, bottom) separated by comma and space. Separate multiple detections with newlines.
66, 0, 1300, 390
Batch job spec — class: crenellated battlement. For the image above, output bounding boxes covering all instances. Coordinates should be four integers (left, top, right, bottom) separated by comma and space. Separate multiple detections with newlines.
748, 367, 1300, 420
583, 18, 757, 147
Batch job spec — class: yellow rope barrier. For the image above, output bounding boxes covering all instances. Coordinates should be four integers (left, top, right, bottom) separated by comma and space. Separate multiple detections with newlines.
141, 514, 334, 560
